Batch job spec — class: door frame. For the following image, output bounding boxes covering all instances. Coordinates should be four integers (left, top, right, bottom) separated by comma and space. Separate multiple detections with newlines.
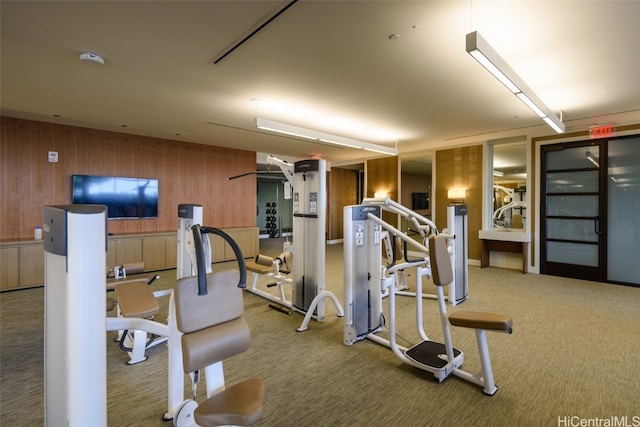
540, 140, 607, 281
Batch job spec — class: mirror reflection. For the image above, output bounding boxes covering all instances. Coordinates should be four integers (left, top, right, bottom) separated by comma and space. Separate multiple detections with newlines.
492, 142, 526, 230
401, 152, 433, 240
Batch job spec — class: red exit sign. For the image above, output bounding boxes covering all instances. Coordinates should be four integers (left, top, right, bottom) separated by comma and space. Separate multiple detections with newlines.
589, 124, 616, 139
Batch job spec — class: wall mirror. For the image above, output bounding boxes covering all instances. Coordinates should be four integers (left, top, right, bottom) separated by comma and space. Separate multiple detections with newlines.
400, 152, 433, 239
489, 137, 527, 230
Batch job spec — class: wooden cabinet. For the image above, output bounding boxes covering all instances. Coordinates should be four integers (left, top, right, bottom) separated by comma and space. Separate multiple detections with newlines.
164, 234, 177, 269
224, 228, 258, 260
142, 234, 178, 271
115, 238, 143, 266
0, 228, 257, 292
0, 241, 44, 290
0, 247, 19, 290
142, 236, 167, 271
209, 227, 258, 262
107, 237, 143, 268
19, 245, 44, 287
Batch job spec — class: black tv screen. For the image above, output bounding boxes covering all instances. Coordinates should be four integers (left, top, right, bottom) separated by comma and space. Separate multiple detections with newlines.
72, 175, 159, 219
412, 192, 429, 210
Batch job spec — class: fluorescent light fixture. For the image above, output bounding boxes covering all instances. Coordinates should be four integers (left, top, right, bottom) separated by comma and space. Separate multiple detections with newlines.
254, 120, 316, 140
542, 117, 565, 134
493, 170, 504, 177
256, 117, 398, 156
318, 138, 362, 150
515, 93, 546, 118
466, 31, 565, 134
585, 150, 599, 167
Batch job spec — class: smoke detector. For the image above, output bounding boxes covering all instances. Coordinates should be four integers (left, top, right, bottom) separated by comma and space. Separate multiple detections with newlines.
79, 52, 104, 65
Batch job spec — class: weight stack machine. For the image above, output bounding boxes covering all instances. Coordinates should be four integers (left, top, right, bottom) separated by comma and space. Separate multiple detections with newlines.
292, 159, 326, 318
44, 205, 108, 427
447, 204, 469, 305
343, 205, 384, 345
177, 203, 203, 279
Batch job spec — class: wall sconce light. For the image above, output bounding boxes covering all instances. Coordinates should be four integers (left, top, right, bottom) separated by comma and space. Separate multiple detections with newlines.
374, 191, 388, 199
447, 188, 466, 203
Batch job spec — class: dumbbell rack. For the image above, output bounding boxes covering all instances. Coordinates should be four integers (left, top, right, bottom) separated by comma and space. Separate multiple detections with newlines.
265, 202, 279, 238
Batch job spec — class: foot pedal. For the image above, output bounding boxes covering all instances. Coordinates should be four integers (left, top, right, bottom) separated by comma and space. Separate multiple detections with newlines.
268, 304, 291, 315
405, 341, 461, 370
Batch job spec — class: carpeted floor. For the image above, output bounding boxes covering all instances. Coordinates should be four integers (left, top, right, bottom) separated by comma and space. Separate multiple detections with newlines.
1, 237, 639, 426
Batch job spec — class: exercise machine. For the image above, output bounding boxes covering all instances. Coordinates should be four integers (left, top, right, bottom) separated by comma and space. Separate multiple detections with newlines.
43, 203, 256, 426
167, 204, 256, 422
343, 202, 513, 395
357, 196, 468, 305
493, 183, 526, 229
165, 203, 204, 421
236, 156, 343, 331
172, 224, 264, 426
106, 263, 167, 365
44, 204, 108, 426
247, 242, 294, 312
177, 204, 204, 278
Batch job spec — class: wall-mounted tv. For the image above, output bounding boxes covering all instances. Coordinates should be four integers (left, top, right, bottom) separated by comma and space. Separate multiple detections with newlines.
412, 192, 429, 210
72, 175, 159, 219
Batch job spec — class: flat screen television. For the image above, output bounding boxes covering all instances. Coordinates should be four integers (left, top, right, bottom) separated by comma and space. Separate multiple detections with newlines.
412, 192, 429, 210
72, 175, 159, 219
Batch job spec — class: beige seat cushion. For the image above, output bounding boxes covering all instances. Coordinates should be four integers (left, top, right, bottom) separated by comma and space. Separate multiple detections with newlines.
428, 234, 453, 287
194, 378, 264, 427
174, 270, 243, 334
181, 317, 250, 374
449, 310, 513, 333
114, 279, 159, 318
245, 261, 274, 275
122, 261, 145, 275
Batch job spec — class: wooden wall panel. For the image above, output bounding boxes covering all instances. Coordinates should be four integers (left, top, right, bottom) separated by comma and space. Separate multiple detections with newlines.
0, 117, 256, 240
366, 156, 399, 200
435, 145, 483, 261
366, 156, 399, 227
328, 167, 359, 240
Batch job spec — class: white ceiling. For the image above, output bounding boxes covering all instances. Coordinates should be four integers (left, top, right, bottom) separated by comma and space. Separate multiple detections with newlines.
2, 1, 639, 173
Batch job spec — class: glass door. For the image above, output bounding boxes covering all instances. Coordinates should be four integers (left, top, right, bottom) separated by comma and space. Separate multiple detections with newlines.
541, 141, 606, 281
607, 136, 640, 285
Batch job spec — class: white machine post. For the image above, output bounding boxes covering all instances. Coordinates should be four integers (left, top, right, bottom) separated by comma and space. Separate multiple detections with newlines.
446, 204, 469, 305
177, 204, 203, 279
292, 159, 326, 318
165, 203, 204, 420
44, 205, 107, 427
343, 205, 384, 345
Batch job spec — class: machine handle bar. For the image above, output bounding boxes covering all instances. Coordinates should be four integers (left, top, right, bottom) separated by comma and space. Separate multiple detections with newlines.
362, 196, 438, 235
191, 224, 247, 296
366, 213, 430, 254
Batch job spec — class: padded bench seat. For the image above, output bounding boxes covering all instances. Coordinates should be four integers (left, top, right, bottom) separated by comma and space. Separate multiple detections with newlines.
245, 261, 274, 275
449, 310, 513, 333
194, 378, 265, 427
114, 279, 159, 318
